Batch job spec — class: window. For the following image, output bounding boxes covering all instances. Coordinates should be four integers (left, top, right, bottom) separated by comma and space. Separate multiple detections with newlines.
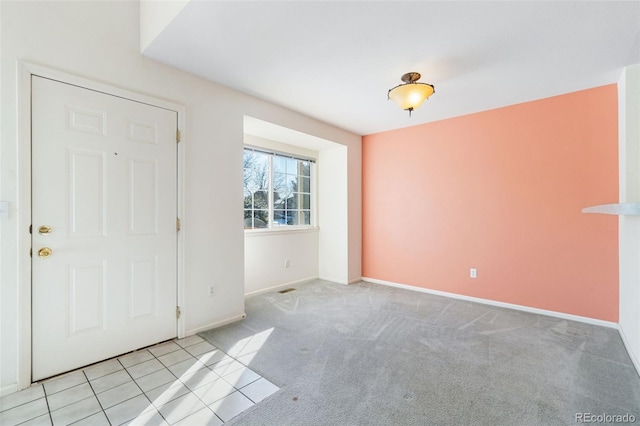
243, 148, 314, 230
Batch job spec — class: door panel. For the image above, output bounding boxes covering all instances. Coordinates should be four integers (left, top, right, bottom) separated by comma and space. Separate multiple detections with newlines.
31, 76, 178, 381
129, 159, 158, 234
69, 149, 106, 237
69, 262, 105, 335
129, 256, 158, 318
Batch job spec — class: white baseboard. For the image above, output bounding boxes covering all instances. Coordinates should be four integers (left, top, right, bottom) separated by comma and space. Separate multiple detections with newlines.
618, 325, 640, 377
245, 276, 319, 297
186, 314, 246, 336
362, 277, 618, 329
318, 275, 348, 285
1, 383, 18, 397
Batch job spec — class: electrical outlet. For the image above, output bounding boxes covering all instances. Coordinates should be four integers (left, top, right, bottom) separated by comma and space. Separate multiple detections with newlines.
208, 285, 215, 297
284, 258, 290, 268
470, 268, 477, 279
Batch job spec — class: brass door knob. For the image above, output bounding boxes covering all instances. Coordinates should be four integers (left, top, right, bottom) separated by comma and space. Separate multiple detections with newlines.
38, 247, 53, 258
38, 225, 52, 235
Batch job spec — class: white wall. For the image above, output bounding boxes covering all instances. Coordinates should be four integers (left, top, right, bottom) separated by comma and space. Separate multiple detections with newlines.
241, 125, 362, 293
318, 146, 350, 283
245, 230, 319, 295
139, 0, 188, 52
241, 111, 362, 289
0, 0, 361, 394
619, 64, 640, 372
243, 135, 320, 295
347, 136, 363, 283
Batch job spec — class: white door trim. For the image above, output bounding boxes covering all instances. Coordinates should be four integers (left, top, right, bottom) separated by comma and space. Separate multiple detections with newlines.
17, 62, 186, 391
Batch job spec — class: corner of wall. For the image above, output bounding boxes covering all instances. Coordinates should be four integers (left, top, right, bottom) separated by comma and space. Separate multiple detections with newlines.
318, 146, 349, 283
139, 0, 188, 53
348, 136, 363, 283
618, 63, 640, 376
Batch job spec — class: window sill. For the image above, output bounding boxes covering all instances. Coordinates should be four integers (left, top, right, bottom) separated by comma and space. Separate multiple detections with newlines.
582, 203, 640, 215
244, 226, 319, 237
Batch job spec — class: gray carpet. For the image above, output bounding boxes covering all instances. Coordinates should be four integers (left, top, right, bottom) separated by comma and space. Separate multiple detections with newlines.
199, 279, 640, 425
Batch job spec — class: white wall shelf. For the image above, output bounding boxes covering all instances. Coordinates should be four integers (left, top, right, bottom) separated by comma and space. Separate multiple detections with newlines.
581, 203, 640, 215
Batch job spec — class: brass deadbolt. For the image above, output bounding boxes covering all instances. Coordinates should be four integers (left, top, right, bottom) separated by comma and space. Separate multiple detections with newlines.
38, 225, 52, 235
38, 247, 53, 258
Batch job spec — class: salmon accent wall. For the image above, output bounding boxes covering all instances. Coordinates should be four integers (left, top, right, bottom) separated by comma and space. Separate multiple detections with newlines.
362, 85, 619, 322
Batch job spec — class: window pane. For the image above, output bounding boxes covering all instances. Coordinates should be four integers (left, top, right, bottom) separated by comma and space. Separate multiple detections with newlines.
244, 149, 313, 230
285, 158, 297, 174
253, 190, 268, 209
289, 211, 310, 226
285, 175, 296, 195
273, 192, 286, 210
300, 161, 311, 177
301, 210, 311, 225
244, 210, 268, 229
301, 194, 310, 209
273, 210, 293, 226
273, 172, 287, 194
243, 151, 269, 193
287, 210, 298, 225
300, 177, 310, 192
286, 194, 296, 209
272, 156, 286, 174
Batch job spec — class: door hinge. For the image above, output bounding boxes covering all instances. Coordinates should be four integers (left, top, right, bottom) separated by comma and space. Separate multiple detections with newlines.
29, 248, 32, 258
176, 306, 181, 319
176, 129, 181, 143
176, 218, 181, 231
29, 224, 32, 234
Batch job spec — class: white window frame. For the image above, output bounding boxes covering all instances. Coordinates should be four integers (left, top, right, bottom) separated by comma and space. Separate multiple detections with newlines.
243, 146, 317, 232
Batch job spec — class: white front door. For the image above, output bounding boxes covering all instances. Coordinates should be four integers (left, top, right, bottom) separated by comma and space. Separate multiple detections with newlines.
31, 76, 178, 381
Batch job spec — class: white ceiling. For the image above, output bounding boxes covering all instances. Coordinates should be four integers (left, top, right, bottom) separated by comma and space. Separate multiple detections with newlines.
143, 1, 640, 136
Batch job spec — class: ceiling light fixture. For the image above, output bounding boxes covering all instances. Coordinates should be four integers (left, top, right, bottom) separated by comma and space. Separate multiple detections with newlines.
387, 72, 435, 116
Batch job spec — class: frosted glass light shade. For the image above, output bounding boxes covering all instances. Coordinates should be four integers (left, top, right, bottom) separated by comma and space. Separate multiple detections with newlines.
388, 72, 435, 114
388, 82, 435, 111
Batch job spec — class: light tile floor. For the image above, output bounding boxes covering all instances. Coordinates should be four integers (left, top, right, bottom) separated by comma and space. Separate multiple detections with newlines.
0, 335, 279, 425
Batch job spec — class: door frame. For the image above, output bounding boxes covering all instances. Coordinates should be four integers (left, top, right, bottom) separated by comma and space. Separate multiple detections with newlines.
17, 62, 186, 390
